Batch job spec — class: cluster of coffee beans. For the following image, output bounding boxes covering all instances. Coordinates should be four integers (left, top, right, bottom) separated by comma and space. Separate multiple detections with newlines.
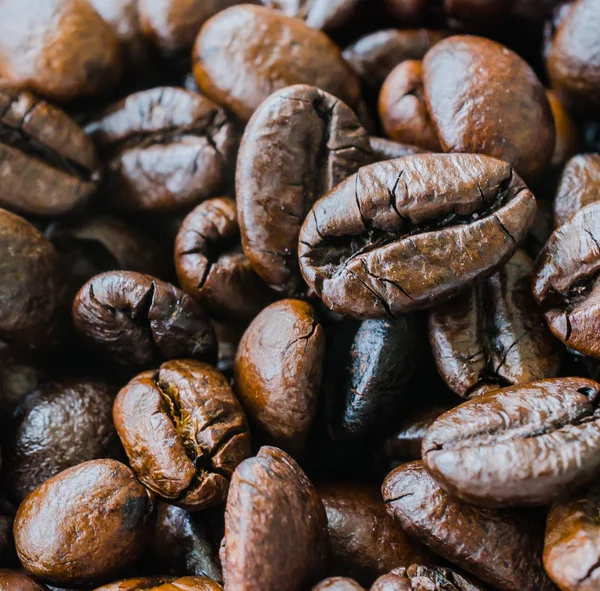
1, 0, 600, 590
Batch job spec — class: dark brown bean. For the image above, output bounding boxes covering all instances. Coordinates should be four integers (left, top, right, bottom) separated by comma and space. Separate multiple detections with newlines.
547, 90, 579, 169
370, 565, 487, 591
93, 576, 222, 590
369, 137, 429, 163
312, 578, 364, 591
262, 0, 363, 31
0, 570, 49, 591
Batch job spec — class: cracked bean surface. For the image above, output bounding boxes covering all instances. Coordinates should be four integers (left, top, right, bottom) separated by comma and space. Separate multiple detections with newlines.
298, 153, 536, 319
93, 575, 223, 590
370, 564, 487, 591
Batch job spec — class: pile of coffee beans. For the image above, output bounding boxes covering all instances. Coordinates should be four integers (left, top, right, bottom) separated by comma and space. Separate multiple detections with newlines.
1, 0, 600, 590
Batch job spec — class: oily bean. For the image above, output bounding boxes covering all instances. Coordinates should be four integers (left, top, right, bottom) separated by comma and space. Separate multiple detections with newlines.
533, 202, 600, 359
0, 209, 66, 348
553, 154, 600, 228
72, 271, 217, 367
3, 379, 121, 503
0, 570, 49, 591
318, 483, 433, 584
234, 300, 325, 454
298, 154, 536, 319
14, 459, 155, 587
423, 35, 555, 182
145, 503, 223, 582
261, 0, 363, 31
236, 84, 371, 296
0, 88, 98, 216
192, 5, 361, 122
379, 60, 442, 151
342, 29, 445, 94
312, 578, 364, 591
382, 461, 556, 591
330, 316, 422, 440
0, 0, 122, 102
544, 480, 600, 591
421, 377, 600, 506
370, 565, 487, 591
86, 87, 238, 213
369, 137, 429, 163
547, 90, 579, 169
546, 0, 600, 113
175, 197, 271, 320
222, 446, 328, 591
114, 359, 250, 511
92, 577, 223, 590
429, 249, 561, 399
47, 215, 167, 293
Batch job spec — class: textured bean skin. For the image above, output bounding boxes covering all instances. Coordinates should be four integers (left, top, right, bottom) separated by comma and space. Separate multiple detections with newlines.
192, 5, 361, 122
234, 300, 325, 454
533, 202, 600, 359
0, 570, 49, 591
312, 578, 364, 591
422, 378, 600, 506
14, 460, 155, 587
544, 480, 600, 591
299, 154, 536, 319
429, 249, 561, 399
262, 0, 363, 31
236, 85, 371, 296
370, 565, 487, 591
423, 36, 554, 182
382, 462, 556, 591
222, 447, 328, 591
114, 360, 250, 511
93, 576, 223, 590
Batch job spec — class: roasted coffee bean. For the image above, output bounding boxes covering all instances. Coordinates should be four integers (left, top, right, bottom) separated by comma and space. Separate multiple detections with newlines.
146, 503, 223, 582
318, 483, 432, 584
312, 578, 364, 591
86, 87, 237, 213
72, 271, 217, 367
237, 84, 371, 295
553, 154, 600, 228
423, 35, 555, 182
114, 359, 250, 510
370, 565, 487, 591
175, 197, 271, 319
382, 461, 555, 591
533, 202, 600, 359
330, 316, 422, 439
379, 60, 441, 151
298, 154, 536, 319
14, 459, 155, 587
544, 479, 600, 591
192, 5, 361, 122
546, 90, 579, 169
0, 570, 49, 591
3, 379, 121, 502
0, 0, 122, 102
222, 446, 328, 591
261, 0, 363, 31
138, 0, 246, 53
342, 29, 445, 94
422, 377, 600, 506
369, 137, 428, 163
429, 249, 561, 399
234, 300, 325, 454
0, 88, 98, 216
47, 215, 166, 293
93, 576, 222, 590
546, 0, 600, 113
0, 210, 66, 348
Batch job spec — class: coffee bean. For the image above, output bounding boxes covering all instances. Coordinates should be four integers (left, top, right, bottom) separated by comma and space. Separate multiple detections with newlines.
192, 5, 361, 121
299, 154, 536, 318
72, 271, 217, 367
0, 209, 66, 348
429, 249, 562, 399
222, 447, 328, 591
369, 137, 429, 163
544, 479, 600, 591
175, 197, 271, 319
0, 0, 122, 102
3, 379, 121, 503
318, 483, 433, 584
236, 84, 371, 295
262, 0, 363, 32
379, 60, 441, 151
423, 35, 555, 181
382, 461, 556, 591
546, 90, 580, 169
234, 300, 325, 454
422, 377, 600, 506
370, 565, 487, 591
92, 577, 223, 590
14, 459, 155, 587
553, 154, 600, 228
86, 87, 237, 213
312, 578, 364, 591
0, 569, 49, 591
383, 0, 430, 23
533, 202, 600, 359
114, 359, 250, 510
